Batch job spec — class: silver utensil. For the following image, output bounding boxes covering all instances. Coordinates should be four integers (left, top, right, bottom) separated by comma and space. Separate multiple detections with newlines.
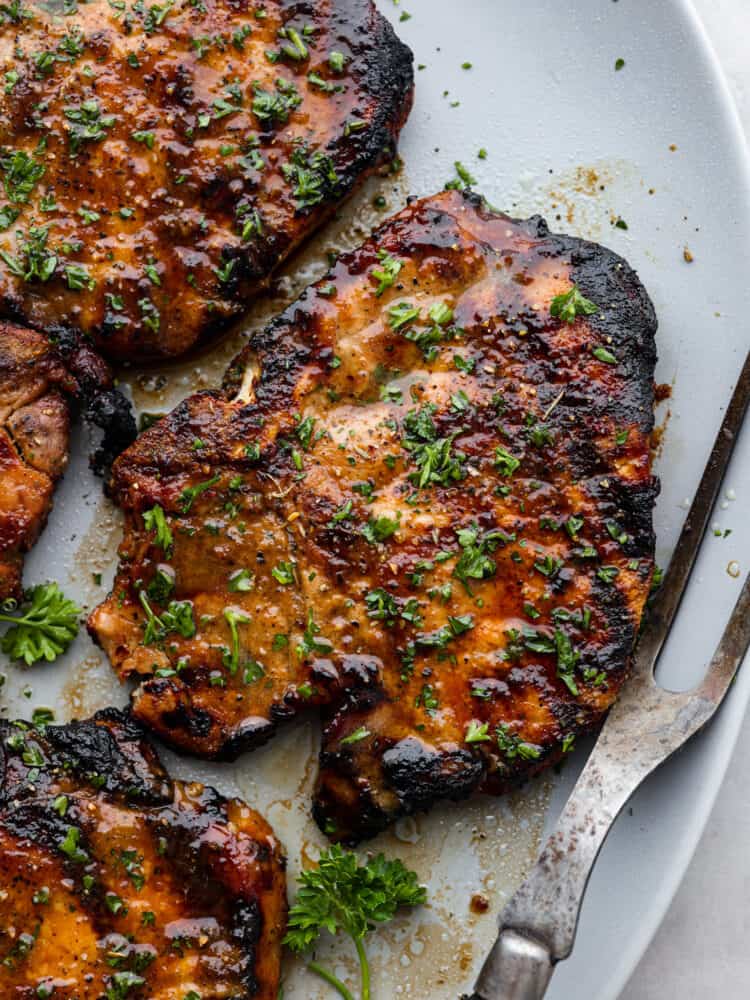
469, 350, 750, 1000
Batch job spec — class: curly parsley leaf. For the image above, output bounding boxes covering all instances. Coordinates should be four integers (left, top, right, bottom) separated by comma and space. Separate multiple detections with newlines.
284, 846, 426, 1000
0, 583, 80, 665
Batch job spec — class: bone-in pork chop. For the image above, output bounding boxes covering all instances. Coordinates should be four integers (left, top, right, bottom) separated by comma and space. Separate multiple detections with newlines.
0, 0, 413, 361
89, 190, 658, 842
0, 709, 286, 997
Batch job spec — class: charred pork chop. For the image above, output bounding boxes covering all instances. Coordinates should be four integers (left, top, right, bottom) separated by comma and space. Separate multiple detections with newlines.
0, 0, 413, 362
0, 323, 73, 600
89, 190, 658, 843
0, 709, 286, 998
0, 321, 135, 601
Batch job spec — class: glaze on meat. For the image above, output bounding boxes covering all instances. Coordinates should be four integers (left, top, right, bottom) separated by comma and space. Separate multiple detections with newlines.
89, 191, 658, 842
0, 320, 136, 600
0, 323, 73, 599
0, 0, 413, 361
0, 709, 286, 997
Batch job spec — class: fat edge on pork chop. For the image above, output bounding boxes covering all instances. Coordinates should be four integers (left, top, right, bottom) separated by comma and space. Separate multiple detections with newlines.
0, 0, 413, 362
0, 708, 287, 998
89, 190, 658, 843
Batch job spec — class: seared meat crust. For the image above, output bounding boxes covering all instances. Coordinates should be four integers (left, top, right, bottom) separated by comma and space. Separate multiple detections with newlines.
0, 0, 413, 361
0, 709, 286, 998
89, 191, 658, 842
0, 320, 136, 600
0, 323, 74, 600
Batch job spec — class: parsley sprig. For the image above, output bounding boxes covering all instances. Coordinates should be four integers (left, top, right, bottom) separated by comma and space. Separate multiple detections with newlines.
0, 583, 80, 665
284, 846, 426, 1000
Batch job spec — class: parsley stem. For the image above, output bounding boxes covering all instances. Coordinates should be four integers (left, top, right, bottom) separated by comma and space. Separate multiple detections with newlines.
354, 936, 371, 1000
307, 962, 355, 1000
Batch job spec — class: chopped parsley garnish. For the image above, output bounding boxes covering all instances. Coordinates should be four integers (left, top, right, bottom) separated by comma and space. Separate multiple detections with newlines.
465, 720, 491, 743
328, 499, 353, 526
58, 825, 88, 863
340, 726, 370, 745
1, 224, 57, 283
329, 50, 346, 73
554, 628, 580, 695
146, 566, 175, 604
131, 129, 155, 148
276, 25, 308, 61
139, 593, 195, 645
534, 554, 563, 578
0, 150, 45, 203
401, 403, 465, 489
179, 473, 221, 512
415, 613, 474, 651
549, 284, 598, 324
444, 160, 476, 190
415, 683, 439, 713
297, 608, 333, 658
361, 513, 400, 544
364, 589, 422, 628
453, 524, 514, 592
222, 607, 251, 674
296, 414, 316, 449
370, 249, 402, 296
495, 724, 540, 761
592, 345, 617, 365
281, 144, 339, 210
494, 446, 521, 477
64, 262, 94, 291
388, 300, 420, 330
597, 565, 620, 584
271, 561, 296, 585
228, 568, 254, 592
252, 78, 301, 124
64, 99, 115, 154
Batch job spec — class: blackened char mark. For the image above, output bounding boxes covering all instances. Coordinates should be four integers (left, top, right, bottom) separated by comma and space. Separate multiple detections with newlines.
42, 708, 172, 804
233, 899, 263, 997
134, 675, 278, 761
317, 736, 486, 845
567, 235, 658, 435
49, 326, 137, 474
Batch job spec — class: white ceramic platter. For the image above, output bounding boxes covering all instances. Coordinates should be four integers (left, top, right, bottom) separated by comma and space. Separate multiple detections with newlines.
4, 1, 750, 998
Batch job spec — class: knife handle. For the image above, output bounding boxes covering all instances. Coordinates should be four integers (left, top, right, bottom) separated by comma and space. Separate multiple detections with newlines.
469, 929, 553, 1000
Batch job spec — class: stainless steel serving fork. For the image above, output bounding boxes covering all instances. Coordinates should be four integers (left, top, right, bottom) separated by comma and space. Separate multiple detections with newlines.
469, 350, 750, 1000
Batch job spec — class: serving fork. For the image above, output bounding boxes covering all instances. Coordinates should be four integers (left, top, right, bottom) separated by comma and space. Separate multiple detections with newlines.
469, 350, 750, 1000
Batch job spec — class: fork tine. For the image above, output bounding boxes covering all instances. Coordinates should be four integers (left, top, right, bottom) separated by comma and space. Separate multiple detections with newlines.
639, 350, 750, 673
694, 571, 750, 707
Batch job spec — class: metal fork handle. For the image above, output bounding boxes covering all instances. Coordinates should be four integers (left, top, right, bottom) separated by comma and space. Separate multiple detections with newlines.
470, 573, 750, 1000
470, 931, 553, 1000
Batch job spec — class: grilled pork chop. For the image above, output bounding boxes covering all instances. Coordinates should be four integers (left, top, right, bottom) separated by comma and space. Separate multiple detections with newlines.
0, 321, 135, 601
0, 709, 286, 998
0, 0, 413, 362
0, 323, 73, 600
89, 190, 658, 842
